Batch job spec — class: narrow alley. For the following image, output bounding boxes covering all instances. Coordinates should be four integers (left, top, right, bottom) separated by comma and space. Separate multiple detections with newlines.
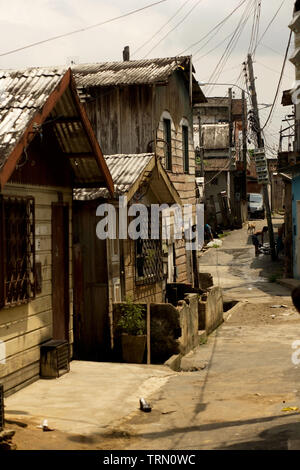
113, 219, 300, 451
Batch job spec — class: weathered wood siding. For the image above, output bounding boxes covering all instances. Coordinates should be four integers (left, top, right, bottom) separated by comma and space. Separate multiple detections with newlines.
0, 183, 73, 396
83, 70, 197, 285
85, 85, 153, 155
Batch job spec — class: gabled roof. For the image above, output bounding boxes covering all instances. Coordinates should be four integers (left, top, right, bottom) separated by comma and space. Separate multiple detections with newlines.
74, 153, 181, 205
0, 67, 114, 193
73, 56, 206, 104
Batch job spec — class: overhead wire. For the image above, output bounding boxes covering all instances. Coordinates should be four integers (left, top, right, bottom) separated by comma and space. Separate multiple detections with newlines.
205, 0, 256, 95
177, 0, 248, 56
132, 0, 193, 57
0, 0, 169, 58
253, 0, 286, 55
142, 0, 204, 58
262, 29, 292, 130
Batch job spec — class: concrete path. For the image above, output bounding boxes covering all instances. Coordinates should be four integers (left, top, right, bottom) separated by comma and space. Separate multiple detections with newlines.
6, 219, 300, 450
4, 362, 176, 448
199, 216, 291, 303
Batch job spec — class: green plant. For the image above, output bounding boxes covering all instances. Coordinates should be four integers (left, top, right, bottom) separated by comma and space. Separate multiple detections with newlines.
117, 298, 146, 336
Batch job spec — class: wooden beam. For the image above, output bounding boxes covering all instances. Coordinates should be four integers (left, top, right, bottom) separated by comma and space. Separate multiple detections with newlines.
69, 73, 114, 197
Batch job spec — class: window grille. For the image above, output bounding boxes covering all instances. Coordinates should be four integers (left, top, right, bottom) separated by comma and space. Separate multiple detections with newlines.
0, 196, 35, 307
135, 212, 164, 286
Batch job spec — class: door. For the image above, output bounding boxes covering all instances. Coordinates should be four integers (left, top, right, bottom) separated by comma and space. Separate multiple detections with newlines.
73, 201, 110, 361
52, 202, 70, 341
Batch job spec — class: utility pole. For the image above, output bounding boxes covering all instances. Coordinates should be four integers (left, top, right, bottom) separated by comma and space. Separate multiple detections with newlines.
247, 54, 277, 261
198, 113, 204, 177
242, 90, 248, 201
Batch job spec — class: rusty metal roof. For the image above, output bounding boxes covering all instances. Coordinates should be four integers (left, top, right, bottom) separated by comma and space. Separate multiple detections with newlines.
0, 67, 66, 168
73, 56, 190, 87
73, 56, 206, 103
0, 67, 114, 192
74, 153, 154, 200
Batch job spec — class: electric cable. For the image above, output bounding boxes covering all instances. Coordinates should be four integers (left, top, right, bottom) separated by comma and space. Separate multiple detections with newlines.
143, 0, 204, 58
132, 0, 193, 57
0, 0, 169, 58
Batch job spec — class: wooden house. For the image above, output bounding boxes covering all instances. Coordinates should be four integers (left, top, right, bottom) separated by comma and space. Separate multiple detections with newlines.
0, 67, 113, 395
73, 54, 206, 285
73, 153, 181, 361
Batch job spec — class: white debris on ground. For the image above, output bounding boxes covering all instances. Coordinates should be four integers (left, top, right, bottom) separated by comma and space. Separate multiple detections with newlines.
206, 239, 223, 248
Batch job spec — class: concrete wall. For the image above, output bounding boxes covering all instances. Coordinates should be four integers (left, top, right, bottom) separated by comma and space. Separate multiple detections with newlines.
0, 183, 73, 396
177, 294, 199, 355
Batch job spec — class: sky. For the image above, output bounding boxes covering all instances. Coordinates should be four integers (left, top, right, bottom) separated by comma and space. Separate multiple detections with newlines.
0, 0, 296, 153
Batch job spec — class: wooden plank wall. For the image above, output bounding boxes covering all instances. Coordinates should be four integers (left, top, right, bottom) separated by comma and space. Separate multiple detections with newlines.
156, 116, 196, 284
0, 183, 73, 396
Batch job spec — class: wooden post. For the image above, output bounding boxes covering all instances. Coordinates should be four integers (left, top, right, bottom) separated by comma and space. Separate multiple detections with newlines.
147, 303, 151, 365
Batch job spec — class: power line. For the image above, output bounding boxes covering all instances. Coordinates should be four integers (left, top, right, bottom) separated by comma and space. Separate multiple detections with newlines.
177, 0, 248, 56
253, 0, 286, 55
143, 0, 204, 58
132, 0, 192, 57
0, 0, 169, 58
206, 0, 255, 94
262, 29, 292, 131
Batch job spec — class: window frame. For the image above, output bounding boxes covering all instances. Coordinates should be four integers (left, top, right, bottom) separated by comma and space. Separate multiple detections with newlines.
135, 209, 164, 286
0, 195, 36, 308
182, 124, 189, 174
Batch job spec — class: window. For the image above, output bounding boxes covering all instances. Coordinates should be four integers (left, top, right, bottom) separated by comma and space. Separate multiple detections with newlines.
135, 212, 164, 286
182, 125, 189, 174
0, 196, 35, 307
163, 118, 172, 171
136, 238, 164, 286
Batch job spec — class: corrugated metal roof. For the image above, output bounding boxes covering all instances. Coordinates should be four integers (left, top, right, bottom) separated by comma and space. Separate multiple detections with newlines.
74, 153, 154, 200
0, 66, 67, 169
0, 67, 114, 192
73, 56, 192, 88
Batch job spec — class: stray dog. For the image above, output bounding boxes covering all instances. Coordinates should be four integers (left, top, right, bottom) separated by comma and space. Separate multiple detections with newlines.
247, 222, 256, 234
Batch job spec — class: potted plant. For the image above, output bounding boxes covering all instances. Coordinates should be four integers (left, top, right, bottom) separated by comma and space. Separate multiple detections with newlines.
117, 299, 146, 364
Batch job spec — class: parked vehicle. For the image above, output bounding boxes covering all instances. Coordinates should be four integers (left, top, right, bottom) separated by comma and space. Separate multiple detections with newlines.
247, 193, 265, 219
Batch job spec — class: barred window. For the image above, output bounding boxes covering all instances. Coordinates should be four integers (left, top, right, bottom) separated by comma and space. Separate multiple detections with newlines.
135, 237, 164, 286
135, 210, 163, 286
0, 196, 35, 307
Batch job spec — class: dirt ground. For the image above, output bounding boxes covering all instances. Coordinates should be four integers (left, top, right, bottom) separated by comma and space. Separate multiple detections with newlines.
4, 216, 300, 451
